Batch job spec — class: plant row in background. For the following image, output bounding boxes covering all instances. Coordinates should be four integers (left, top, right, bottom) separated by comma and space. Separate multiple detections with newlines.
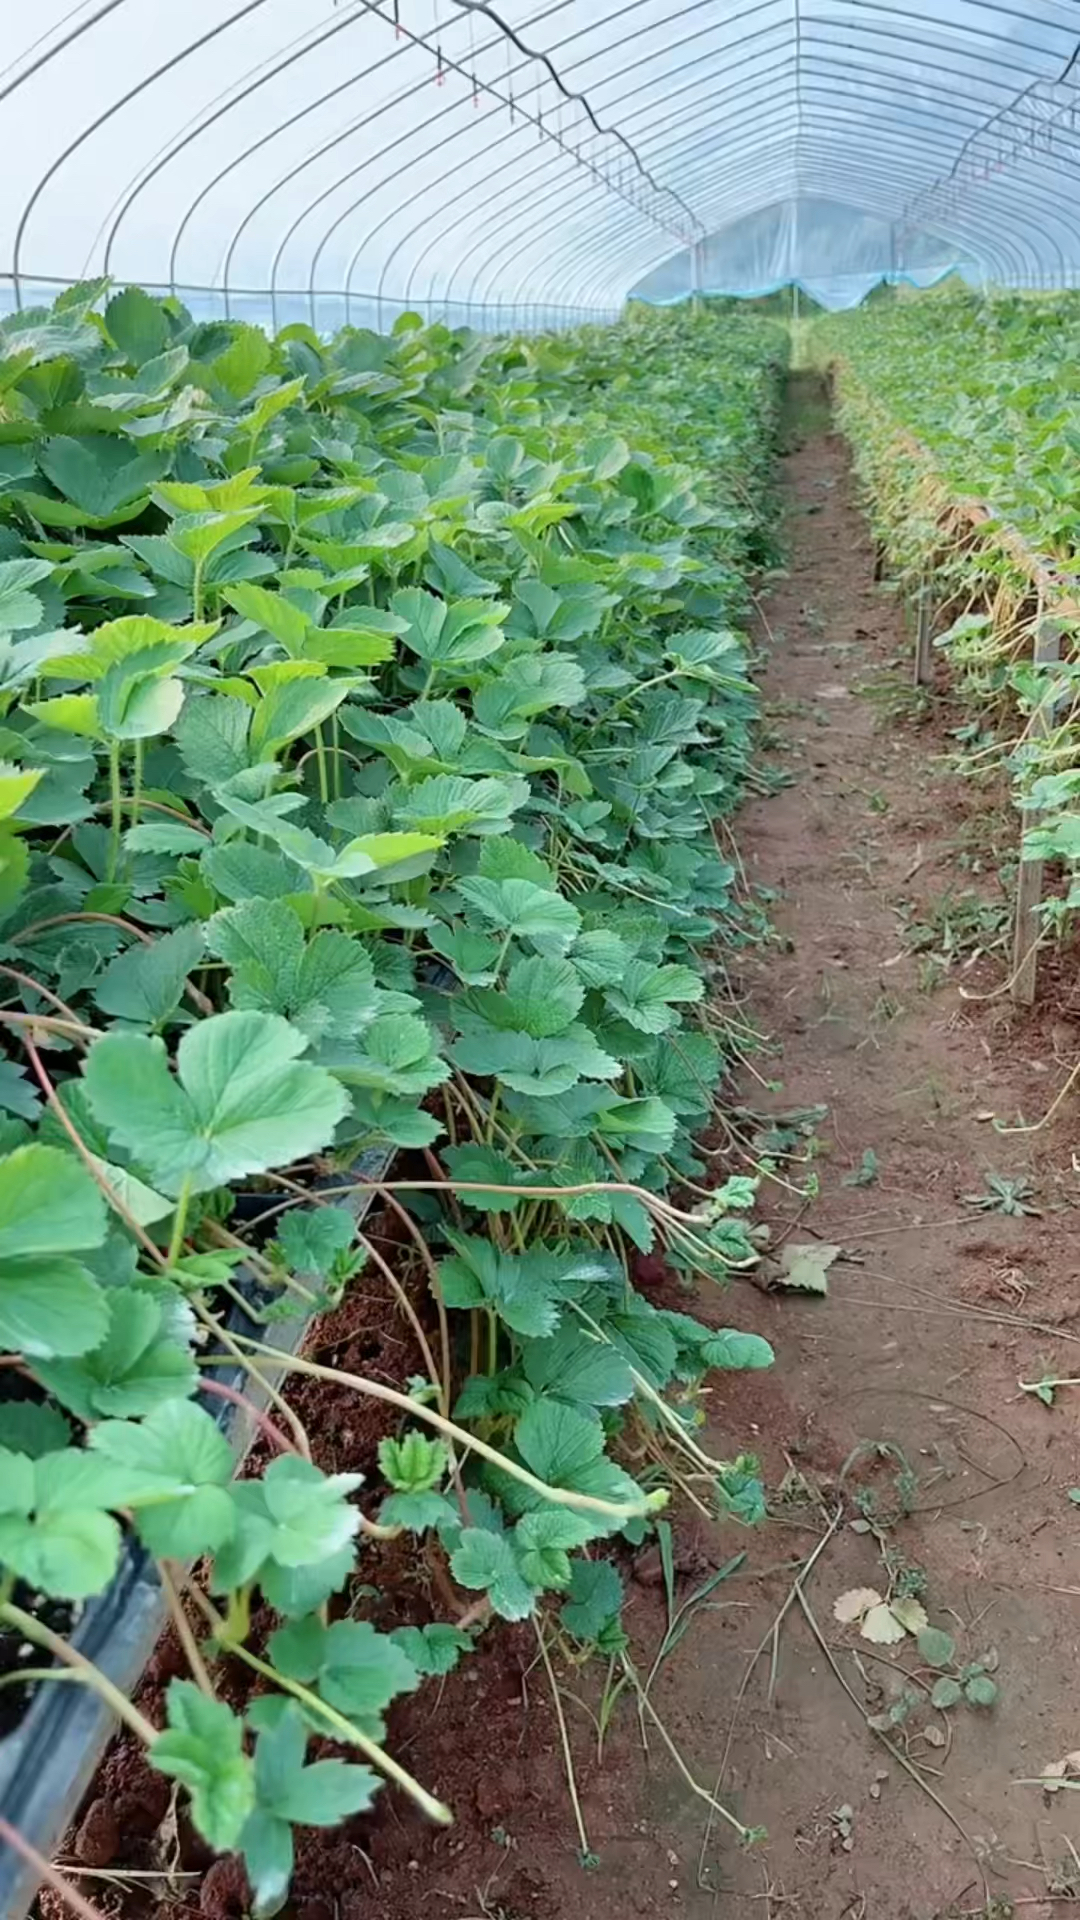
0, 286, 786, 1908
816, 289, 1080, 932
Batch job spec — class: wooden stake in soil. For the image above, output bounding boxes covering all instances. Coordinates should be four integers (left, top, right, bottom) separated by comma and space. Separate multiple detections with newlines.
1011, 615, 1061, 1007
912, 578, 934, 687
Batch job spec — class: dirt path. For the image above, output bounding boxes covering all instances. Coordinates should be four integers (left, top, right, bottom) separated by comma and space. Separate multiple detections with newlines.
637, 380, 1080, 1920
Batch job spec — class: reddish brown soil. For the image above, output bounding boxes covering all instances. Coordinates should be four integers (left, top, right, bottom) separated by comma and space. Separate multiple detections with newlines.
46, 385, 1080, 1920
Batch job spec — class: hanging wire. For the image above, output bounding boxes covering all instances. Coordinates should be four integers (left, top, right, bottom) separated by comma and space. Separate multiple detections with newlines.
899, 26, 1080, 245
445, 0, 703, 237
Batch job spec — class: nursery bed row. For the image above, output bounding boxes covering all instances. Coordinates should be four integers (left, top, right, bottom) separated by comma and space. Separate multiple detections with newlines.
0, 291, 786, 1913
818, 291, 1080, 995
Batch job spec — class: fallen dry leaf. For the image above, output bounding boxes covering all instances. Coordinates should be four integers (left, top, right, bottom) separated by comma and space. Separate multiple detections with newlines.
773, 1242, 841, 1295
889, 1596, 928, 1634
1039, 1751, 1080, 1793
833, 1586, 883, 1625
861, 1603, 907, 1646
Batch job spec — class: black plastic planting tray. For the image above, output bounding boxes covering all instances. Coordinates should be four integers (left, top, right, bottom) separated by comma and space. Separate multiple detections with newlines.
0, 1145, 395, 1920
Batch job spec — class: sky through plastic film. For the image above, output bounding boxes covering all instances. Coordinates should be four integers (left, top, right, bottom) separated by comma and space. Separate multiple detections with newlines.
0, 0, 1079, 325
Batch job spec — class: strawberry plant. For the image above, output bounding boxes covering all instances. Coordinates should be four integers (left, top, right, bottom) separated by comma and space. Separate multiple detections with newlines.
0, 287, 785, 1911
818, 289, 1080, 931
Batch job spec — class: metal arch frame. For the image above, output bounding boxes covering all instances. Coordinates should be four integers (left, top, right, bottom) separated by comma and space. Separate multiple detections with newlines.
167, 0, 1080, 306
6, 0, 1080, 314
553, 185, 1013, 314
900, 27, 1080, 238
403, 11, 816, 311
429, 69, 797, 314
93, 0, 682, 298
388, 3, 1077, 311
161, 0, 577, 297
317, 94, 674, 328
441, 0, 703, 229
577, 168, 1029, 304
469, 131, 1060, 319
10, 0, 273, 305
236, 25, 547, 317
412, 31, 800, 312
645, 142, 1064, 286
593, 138, 1074, 296
281, 2, 699, 321
460, 81, 1076, 310
0, 0, 129, 113
429, 34, 1025, 310
944, 27, 1080, 181
290, 0, 706, 316
569, 172, 1023, 309
801, 11, 1068, 89
184, 0, 715, 302
192, 0, 1080, 313
538, 97, 1080, 305
341, 2, 730, 318
545, 139, 1053, 306
557, 182, 1013, 314
327, 0, 782, 312
236, 39, 483, 319
839, 0, 1071, 53
419, 30, 828, 308
302, 0, 785, 308
102, 3, 385, 282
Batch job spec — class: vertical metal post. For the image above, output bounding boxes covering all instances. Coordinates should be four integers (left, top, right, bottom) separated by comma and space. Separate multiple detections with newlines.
691, 238, 703, 313
1011, 615, 1062, 1006
912, 577, 934, 686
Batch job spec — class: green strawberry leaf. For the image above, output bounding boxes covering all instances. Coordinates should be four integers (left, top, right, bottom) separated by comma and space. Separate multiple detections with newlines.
91, 1398, 236, 1559
208, 900, 382, 1042
82, 1009, 350, 1196
268, 1615, 420, 1724
389, 1623, 473, 1676
34, 1290, 197, 1419
561, 1559, 625, 1643
513, 1508, 593, 1590
93, 923, 205, 1029
152, 1681, 255, 1853
605, 960, 704, 1034
378, 1431, 448, 1494
392, 587, 507, 669
449, 1527, 535, 1621
521, 1324, 635, 1408
241, 1707, 379, 1914
275, 1205, 355, 1278
454, 876, 582, 956
0, 1143, 109, 1357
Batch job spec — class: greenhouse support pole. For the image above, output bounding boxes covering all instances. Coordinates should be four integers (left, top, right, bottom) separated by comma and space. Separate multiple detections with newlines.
691, 239, 703, 313
1011, 615, 1062, 1006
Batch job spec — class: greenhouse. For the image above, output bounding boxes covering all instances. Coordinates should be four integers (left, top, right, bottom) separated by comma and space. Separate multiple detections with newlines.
5, 0, 1080, 322
2, 5, 1080, 1920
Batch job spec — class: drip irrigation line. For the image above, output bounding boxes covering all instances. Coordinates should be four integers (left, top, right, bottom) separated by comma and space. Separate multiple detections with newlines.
899, 12, 1080, 237
451, 61, 1008, 313
446, 0, 702, 235
356, 0, 698, 245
